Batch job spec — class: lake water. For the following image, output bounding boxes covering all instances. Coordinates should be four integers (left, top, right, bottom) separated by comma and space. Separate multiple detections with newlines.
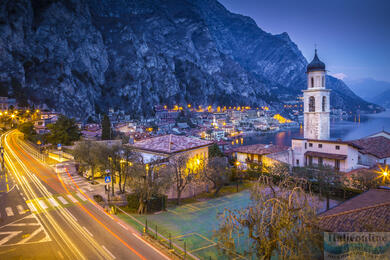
234, 109, 390, 147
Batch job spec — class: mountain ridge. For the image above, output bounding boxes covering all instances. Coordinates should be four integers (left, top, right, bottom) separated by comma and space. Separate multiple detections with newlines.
0, 0, 381, 119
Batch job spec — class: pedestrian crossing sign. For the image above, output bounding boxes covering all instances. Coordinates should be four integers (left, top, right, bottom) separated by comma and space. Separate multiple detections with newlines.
105, 175, 111, 184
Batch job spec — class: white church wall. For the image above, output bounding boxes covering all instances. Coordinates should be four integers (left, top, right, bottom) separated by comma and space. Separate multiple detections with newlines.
292, 139, 305, 167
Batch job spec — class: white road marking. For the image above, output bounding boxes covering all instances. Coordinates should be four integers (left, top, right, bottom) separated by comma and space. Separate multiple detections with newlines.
76, 192, 87, 202
5, 207, 14, 216
118, 222, 129, 230
132, 232, 171, 260
82, 226, 93, 237
27, 202, 37, 213
67, 194, 78, 203
38, 199, 48, 210
57, 196, 68, 205
0, 231, 22, 245
7, 184, 16, 193
8, 223, 40, 226
18, 227, 43, 244
63, 208, 77, 222
102, 245, 116, 259
48, 197, 60, 207
16, 205, 26, 215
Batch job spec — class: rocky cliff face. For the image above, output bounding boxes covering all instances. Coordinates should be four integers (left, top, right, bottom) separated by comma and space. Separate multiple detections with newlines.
0, 0, 379, 119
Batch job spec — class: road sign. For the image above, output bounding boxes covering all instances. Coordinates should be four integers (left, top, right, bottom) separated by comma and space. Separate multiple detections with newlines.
105, 175, 111, 184
57, 143, 62, 150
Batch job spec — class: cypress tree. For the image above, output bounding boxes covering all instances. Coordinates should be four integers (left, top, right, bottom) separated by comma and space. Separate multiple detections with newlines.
101, 114, 111, 140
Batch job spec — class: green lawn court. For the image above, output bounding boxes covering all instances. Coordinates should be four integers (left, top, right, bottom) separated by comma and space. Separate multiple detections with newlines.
118, 190, 252, 259
117, 190, 339, 259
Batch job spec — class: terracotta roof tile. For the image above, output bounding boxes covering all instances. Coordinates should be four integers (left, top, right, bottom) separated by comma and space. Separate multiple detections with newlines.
233, 144, 289, 155
318, 188, 390, 232
350, 136, 390, 159
130, 134, 212, 154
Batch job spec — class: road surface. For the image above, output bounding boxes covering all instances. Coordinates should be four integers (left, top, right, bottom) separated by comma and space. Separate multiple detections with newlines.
0, 130, 170, 259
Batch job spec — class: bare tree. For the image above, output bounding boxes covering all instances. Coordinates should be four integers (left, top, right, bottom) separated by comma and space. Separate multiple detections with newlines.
170, 154, 199, 205
294, 165, 341, 210
119, 146, 137, 193
216, 176, 322, 259
347, 169, 382, 191
126, 158, 171, 214
203, 157, 229, 196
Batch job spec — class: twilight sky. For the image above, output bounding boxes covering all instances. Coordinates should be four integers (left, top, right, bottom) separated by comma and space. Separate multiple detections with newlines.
219, 0, 390, 82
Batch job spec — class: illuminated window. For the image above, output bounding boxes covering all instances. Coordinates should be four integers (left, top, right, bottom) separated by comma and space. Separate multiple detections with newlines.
322, 96, 326, 112
309, 96, 315, 112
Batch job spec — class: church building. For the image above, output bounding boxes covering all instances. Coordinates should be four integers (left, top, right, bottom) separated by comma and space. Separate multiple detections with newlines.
235, 49, 390, 173
292, 50, 362, 172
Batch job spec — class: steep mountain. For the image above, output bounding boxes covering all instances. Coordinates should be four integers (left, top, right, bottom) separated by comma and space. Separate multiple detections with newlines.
0, 0, 380, 119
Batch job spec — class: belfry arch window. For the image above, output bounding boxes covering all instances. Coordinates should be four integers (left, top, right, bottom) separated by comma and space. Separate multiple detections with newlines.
311, 77, 314, 88
322, 76, 325, 88
322, 96, 326, 112
309, 96, 315, 112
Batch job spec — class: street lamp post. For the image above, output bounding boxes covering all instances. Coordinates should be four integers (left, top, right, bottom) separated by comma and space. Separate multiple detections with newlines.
235, 160, 241, 192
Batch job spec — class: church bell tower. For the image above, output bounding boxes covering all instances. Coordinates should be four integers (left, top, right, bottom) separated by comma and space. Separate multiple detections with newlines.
303, 49, 330, 140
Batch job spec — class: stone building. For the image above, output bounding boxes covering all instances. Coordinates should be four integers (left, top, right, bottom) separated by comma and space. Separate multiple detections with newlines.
303, 49, 330, 140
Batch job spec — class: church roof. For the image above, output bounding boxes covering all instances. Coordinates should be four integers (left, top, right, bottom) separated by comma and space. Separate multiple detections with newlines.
307, 49, 326, 73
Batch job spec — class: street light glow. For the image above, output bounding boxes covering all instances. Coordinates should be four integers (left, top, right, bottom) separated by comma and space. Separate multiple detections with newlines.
375, 164, 390, 183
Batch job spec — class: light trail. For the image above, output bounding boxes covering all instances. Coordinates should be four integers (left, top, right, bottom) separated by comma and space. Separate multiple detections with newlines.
59, 169, 147, 260
3, 131, 115, 259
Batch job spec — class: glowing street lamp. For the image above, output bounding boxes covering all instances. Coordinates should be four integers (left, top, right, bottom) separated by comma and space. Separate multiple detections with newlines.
375, 164, 389, 183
